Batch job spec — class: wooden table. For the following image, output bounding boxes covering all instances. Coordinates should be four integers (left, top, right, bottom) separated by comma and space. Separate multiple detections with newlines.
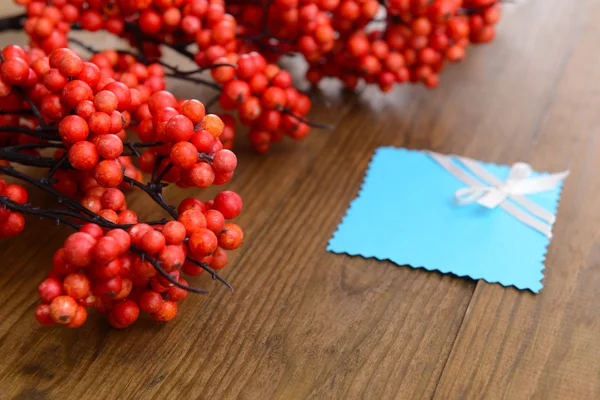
2, 0, 600, 398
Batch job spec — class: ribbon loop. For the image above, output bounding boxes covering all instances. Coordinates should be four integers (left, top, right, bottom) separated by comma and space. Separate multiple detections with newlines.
428, 151, 569, 238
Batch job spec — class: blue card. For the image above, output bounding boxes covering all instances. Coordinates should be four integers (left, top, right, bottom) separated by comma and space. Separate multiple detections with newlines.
327, 147, 567, 292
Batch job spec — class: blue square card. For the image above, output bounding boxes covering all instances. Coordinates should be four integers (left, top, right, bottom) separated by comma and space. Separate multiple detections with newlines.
327, 147, 568, 292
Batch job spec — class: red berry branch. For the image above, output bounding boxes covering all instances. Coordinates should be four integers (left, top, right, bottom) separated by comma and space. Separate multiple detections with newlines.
2, 0, 506, 151
0, 44, 243, 328
0, 0, 509, 329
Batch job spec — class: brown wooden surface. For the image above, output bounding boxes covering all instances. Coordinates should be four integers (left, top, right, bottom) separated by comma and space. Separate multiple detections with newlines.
1, 0, 599, 398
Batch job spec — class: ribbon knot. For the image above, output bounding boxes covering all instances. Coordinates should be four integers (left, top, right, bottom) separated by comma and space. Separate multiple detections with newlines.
428, 152, 569, 238
453, 161, 568, 211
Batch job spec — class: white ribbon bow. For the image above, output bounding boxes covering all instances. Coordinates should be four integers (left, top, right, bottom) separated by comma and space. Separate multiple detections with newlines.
428, 152, 569, 238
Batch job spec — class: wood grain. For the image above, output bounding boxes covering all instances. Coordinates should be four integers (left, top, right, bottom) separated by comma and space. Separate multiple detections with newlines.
0, 0, 598, 398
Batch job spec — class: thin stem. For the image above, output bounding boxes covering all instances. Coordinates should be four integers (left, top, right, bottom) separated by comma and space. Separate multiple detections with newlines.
154, 162, 173, 183
458, 0, 503, 15
204, 94, 220, 113
130, 246, 209, 294
198, 153, 213, 164
185, 257, 233, 292
0, 149, 57, 168
12, 87, 51, 129
151, 155, 165, 183
122, 139, 166, 158
261, 0, 273, 36
0, 125, 59, 141
164, 73, 222, 90
3, 142, 64, 152
0, 197, 81, 229
282, 109, 334, 130
0, 196, 208, 294
41, 154, 68, 185
123, 176, 179, 219
0, 165, 97, 218
170, 63, 237, 76
125, 142, 141, 158
69, 37, 224, 90
0, 110, 34, 116
0, 13, 25, 31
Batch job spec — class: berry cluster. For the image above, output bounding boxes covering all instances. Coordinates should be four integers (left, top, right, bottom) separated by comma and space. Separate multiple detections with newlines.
0, 44, 244, 328
0, 178, 26, 238
211, 51, 312, 152
305, 0, 502, 91
36, 190, 242, 329
10, 0, 505, 151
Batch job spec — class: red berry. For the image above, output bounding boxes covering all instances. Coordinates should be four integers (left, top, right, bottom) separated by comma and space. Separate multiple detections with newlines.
162, 221, 187, 245
93, 258, 122, 280
110, 300, 139, 327
198, 114, 224, 138
177, 198, 206, 214
80, 223, 103, 240
59, 115, 89, 143
38, 278, 63, 303
170, 141, 198, 169
95, 134, 123, 159
101, 188, 125, 211
213, 191, 243, 219
80, 9, 103, 31
68, 141, 99, 171
189, 228, 218, 258
128, 223, 153, 246
93, 236, 120, 264
1, 212, 25, 237
210, 246, 228, 269
35, 304, 55, 326
139, 290, 163, 313
212, 149, 237, 173
188, 163, 215, 188
177, 209, 207, 235
151, 300, 178, 322
62, 79, 93, 108
205, 210, 225, 234
181, 99, 206, 124
261, 87, 286, 109
181, 259, 204, 276
94, 90, 119, 113
167, 278, 189, 302
78, 62, 101, 87
158, 245, 186, 271
94, 160, 123, 188
2, 184, 28, 204
88, 112, 111, 135
140, 9, 163, 35
166, 115, 194, 142
76, 100, 95, 119
105, 229, 131, 254
66, 305, 87, 328
191, 130, 215, 153
140, 230, 166, 255
62, 273, 91, 299
104, 81, 131, 110
218, 223, 244, 250
1, 58, 30, 85
94, 275, 123, 297
49, 295, 78, 324
44, 68, 68, 92
114, 278, 133, 300
63, 231, 97, 267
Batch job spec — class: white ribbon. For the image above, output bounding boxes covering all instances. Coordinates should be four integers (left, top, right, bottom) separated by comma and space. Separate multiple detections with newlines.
428, 151, 569, 238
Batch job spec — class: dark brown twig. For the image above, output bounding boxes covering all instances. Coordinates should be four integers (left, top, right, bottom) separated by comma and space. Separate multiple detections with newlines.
185, 257, 233, 292
0, 196, 209, 293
